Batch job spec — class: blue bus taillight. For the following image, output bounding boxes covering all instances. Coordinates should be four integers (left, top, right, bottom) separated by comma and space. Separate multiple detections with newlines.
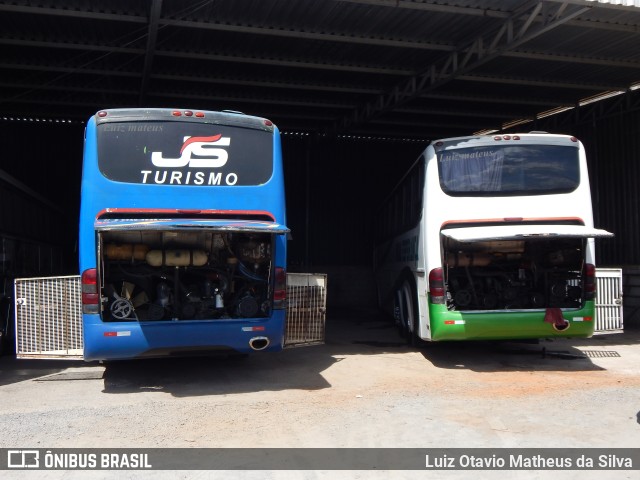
81, 268, 100, 314
273, 267, 286, 309
429, 268, 445, 304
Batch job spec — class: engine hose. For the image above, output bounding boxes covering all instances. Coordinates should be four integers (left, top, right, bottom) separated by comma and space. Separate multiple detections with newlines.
238, 262, 266, 282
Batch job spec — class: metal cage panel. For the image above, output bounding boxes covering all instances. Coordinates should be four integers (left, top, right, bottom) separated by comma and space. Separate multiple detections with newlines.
285, 273, 327, 347
595, 268, 623, 333
14, 275, 83, 359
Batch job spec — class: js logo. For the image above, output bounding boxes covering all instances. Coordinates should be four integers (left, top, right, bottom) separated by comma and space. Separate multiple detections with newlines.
7, 450, 39, 468
152, 134, 231, 168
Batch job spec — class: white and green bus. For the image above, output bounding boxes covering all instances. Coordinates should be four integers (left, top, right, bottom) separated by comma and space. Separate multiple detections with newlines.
374, 133, 613, 344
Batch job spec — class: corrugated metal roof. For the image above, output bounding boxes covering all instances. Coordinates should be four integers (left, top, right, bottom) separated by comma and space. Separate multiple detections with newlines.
0, 0, 639, 138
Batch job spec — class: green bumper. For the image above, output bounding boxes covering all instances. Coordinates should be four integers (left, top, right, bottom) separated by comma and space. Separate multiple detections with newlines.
428, 301, 596, 341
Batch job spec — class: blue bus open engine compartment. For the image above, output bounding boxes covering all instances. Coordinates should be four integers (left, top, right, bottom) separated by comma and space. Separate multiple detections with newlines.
98, 229, 275, 322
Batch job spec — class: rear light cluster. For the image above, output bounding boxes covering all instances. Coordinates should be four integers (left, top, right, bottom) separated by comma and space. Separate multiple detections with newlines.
584, 263, 597, 300
273, 267, 287, 309
429, 268, 445, 304
97, 110, 206, 118
492, 135, 577, 142
96, 110, 273, 127
172, 110, 205, 117
81, 268, 100, 314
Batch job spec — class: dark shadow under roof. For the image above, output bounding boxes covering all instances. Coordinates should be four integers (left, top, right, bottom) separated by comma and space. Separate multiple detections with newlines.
1, 0, 639, 139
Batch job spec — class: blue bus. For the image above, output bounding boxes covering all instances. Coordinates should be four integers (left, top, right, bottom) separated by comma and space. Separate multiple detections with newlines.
79, 108, 289, 361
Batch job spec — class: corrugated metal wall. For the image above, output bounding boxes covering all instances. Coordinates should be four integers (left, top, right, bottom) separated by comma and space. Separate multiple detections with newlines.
282, 134, 425, 267
0, 119, 83, 279
584, 110, 640, 266
0, 119, 84, 220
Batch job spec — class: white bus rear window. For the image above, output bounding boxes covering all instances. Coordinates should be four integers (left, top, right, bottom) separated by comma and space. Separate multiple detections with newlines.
438, 145, 579, 195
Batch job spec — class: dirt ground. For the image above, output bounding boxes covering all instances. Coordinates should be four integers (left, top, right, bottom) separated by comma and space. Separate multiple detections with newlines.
1, 308, 639, 479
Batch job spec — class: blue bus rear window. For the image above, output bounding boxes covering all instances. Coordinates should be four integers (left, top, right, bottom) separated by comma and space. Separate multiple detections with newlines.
97, 122, 273, 186
438, 144, 580, 195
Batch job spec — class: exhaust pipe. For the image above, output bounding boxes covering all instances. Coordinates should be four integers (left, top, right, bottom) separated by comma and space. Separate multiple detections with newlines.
544, 308, 570, 332
249, 336, 270, 351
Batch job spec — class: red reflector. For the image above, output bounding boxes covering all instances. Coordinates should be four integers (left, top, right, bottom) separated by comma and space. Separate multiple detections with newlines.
570, 136, 578, 142
195, 112, 205, 117
275, 268, 286, 285
513, 135, 520, 140
494, 136, 502, 141
444, 320, 455, 325
184, 110, 193, 117
503, 135, 511, 140
274, 267, 286, 306
429, 267, 445, 299
98, 111, 107, 117
264, 119, 273, 127
81, 268, 97, 295
435, 141, 443, 147
172, 110, 182, 116
429, 267, 444, 283
253, 326, 266, 331
584, 317, 593, 322
82, 293, 99, 305
104, 332, 117, 337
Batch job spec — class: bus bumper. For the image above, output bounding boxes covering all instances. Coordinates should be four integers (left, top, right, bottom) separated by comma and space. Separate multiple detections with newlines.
82, 310, 285, 361
428, 301, 596, 341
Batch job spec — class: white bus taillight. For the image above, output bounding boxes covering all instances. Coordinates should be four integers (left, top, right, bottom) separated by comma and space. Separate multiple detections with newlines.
81, 268, 100, 314
273, 267, 286, 309
584, 263, 596, 300
429, 268, 445, 304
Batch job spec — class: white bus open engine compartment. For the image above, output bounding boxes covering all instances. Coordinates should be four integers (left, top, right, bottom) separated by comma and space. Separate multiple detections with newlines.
442, 234, 587, 312
98, 228, 275, 322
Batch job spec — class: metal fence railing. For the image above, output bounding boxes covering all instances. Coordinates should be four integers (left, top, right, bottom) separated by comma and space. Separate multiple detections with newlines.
595, 268, 623, 333
14, 275, 83, 359
285, 273, 327, 347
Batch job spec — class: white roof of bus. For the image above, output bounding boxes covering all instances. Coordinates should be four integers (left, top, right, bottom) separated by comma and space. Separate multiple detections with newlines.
431, 133, 580, 148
